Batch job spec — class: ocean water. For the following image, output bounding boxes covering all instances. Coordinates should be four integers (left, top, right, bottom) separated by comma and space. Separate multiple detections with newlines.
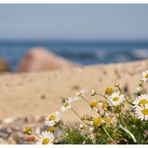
0, 40, 148, 71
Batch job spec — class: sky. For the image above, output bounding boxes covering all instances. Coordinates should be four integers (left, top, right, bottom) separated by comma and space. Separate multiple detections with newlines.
0, 4, 148, 41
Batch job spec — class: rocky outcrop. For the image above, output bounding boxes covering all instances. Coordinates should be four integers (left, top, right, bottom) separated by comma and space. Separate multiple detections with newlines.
16, 47, 80, 72
0, 58, 10, 72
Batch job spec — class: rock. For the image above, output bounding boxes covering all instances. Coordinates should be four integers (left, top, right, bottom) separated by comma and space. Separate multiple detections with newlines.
24, 135, 36, 142
3, 116, 18, 124
0, 138, 8, 144
0, 116, 43, 144
24, 115, 35, 124
0, 58, 10, 72
16, 47, 80, 72
0, 129, 10, 139
7, 137, 17, 144
11, 133, 24, 144
38, 116, 45, 123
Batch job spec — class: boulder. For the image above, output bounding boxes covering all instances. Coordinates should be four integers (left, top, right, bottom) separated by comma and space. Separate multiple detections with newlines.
16, 47, 80, 72
0, 58, 10, 72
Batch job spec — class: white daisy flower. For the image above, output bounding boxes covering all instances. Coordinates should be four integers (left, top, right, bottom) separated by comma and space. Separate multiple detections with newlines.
37, 131, 55, 144
133, 94, 148, 107
68, 96, 81, 103
135, 105, 148, 121
60, 99, 71, 112
97, 102, 108, 115
141, 70, 148, 82
88, 100, 99, 112
45, 111, 61, 127
75, 88, 87, 97
80, 88, 88, 94
98, 102, 108, 110
48, 126, 63, 139
108, 91, 125, 106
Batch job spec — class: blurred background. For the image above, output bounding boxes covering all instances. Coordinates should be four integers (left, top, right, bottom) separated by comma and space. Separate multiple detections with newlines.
0, 4, 148, 71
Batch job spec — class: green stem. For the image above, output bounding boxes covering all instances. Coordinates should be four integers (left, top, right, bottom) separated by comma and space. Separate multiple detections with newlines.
71, 107, 88, 125
71, 108, 81, 119
102, 126, 114, 141
96, 92, 107, 99
82, 97, 90, 106
119, 112, 126, 126
32, 131, 40, 139
119, 125, 137, 143
116, 85, 132, 105
82, 97, 102, 117
58, 123, 64, 131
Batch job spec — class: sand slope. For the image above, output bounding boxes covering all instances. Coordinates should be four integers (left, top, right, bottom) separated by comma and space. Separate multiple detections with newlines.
0, 60, 148, 123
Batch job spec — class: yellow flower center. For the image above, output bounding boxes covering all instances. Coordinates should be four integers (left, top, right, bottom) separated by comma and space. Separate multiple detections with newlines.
90, 100, 98, 108
64, 102, 69, 107
113, 97, 119, 102
102, 117, 106, 121
48, 126, 55, 133
102, 102, 108, 109
42, 138, 50, 144
49, 115, 56, 121
139, 99, 148, 106
145, 73, 148, 78
93, 118, 102, 127
142, 108, 148, 115
105, 87, 113, 95
106, 118, 113, 124
102, 117, 112, 124
25, 127, 32, 134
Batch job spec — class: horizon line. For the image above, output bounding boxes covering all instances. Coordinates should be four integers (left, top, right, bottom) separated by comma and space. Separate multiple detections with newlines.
0, 39, 148, 42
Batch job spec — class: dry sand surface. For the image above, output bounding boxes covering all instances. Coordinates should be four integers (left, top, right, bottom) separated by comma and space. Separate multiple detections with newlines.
0, 59, 148, 124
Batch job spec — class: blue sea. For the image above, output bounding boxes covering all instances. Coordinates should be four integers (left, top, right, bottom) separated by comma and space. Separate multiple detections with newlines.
0, 40, 148, 71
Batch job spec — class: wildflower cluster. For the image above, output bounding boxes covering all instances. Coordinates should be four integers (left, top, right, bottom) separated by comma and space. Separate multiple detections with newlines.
24, 111, 62, 144
24, 71, 148, 144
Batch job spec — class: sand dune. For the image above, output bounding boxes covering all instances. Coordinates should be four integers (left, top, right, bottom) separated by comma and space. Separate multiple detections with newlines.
0, 59, 148, 124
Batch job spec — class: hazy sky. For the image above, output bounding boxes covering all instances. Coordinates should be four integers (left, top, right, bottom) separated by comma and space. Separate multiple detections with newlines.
0, 4, 148, 41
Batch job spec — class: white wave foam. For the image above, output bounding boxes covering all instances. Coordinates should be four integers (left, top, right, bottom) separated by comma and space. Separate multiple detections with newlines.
132, 49, 148, 59
96, 50, 106, 58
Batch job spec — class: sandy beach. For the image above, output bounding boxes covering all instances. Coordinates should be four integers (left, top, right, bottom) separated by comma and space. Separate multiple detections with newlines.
0, 59, 148, 124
